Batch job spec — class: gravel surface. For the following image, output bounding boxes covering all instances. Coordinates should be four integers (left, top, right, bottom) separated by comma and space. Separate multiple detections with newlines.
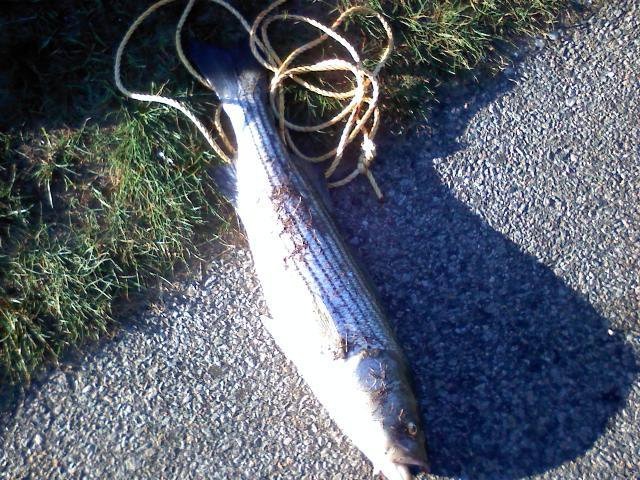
1, 1, 639, 479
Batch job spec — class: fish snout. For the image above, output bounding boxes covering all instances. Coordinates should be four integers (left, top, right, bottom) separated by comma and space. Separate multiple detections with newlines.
377, 453, 430, 480
383, 439, 430, 479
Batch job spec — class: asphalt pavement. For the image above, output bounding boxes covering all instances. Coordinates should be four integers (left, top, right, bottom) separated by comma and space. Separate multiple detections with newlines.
1, 1, 639, 479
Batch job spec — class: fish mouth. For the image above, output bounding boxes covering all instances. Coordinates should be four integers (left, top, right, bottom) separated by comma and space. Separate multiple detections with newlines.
388, 434, 429, 472
389, 448, 430, 479
379, 458, 430, 480
394, 456, 430, 475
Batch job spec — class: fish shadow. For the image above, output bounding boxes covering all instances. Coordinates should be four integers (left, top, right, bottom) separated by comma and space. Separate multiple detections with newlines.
331, 65, 638, 478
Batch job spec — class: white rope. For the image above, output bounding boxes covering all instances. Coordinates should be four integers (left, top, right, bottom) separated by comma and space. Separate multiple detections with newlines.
114, 0, 393, 199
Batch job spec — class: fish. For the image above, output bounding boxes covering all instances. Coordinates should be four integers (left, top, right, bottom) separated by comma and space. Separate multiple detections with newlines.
188, 41, 429, 480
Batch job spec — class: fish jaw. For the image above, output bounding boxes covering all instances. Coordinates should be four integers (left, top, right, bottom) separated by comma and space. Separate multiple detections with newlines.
376, 445, 431, 480
376, 462, 413, 480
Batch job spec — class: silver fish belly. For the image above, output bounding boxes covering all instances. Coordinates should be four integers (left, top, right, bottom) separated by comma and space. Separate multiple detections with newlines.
189, 42, 428, 480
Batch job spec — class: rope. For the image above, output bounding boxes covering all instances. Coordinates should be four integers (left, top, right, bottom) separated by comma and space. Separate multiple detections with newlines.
114, 0, 393, 199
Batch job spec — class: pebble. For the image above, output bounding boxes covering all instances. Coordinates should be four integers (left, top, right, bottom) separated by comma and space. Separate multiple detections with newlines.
548, 31, 560, 41
32, 434, 43, 448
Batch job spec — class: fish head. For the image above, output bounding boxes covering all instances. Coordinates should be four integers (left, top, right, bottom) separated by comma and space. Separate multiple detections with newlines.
374, 405, 429, 480
355, 355, 429, 480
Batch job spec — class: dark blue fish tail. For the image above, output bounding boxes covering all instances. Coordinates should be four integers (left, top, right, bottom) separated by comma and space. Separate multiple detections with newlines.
186, 39, 262, 102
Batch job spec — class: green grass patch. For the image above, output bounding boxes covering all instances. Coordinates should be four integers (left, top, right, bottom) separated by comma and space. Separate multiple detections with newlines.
1, 111, 220, 382
338, 0, 568, 121
1, 0, 570, 383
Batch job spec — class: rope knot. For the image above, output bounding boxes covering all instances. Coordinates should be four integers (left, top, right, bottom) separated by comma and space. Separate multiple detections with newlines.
354, 133, 383, 201
358, 134, 376, 174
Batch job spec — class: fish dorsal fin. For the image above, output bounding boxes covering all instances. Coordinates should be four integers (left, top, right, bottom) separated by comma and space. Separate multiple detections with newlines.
291, 156, 335, 214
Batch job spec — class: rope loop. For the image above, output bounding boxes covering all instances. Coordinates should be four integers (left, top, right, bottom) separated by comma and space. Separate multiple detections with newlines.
114, 0, 393, 199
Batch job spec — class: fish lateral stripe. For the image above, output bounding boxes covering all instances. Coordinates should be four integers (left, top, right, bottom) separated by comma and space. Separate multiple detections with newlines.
246, 91, 392, 346
236, 89, 382, 344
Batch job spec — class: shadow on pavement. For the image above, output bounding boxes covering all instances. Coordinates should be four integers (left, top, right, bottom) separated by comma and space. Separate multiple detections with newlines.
332, 68, 638, 478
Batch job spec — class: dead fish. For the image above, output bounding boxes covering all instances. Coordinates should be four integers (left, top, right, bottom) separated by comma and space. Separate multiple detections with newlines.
188, 41, 429, 480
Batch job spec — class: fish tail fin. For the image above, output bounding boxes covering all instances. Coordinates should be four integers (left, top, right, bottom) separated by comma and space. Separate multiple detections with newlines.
186, 39, 263, 102
186, 39, 265, 208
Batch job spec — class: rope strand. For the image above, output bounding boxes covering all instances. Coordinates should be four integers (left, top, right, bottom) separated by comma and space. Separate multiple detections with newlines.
114, 0, 393, 199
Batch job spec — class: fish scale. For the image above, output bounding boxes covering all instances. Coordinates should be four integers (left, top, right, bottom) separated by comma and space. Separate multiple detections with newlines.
243, 92, 393, 352
188, 41, 429, 480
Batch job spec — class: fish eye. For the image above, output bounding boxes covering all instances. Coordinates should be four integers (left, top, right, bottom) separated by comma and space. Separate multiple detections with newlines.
406, 422, 418, 436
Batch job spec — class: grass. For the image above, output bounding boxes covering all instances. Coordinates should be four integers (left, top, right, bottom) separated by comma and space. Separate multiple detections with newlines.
0, 110, 220, 381
1, 0, 569, 383
337, 0, 568, 120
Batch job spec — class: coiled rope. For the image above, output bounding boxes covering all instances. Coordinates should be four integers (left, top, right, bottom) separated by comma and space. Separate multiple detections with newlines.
114, 0, 393, 199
